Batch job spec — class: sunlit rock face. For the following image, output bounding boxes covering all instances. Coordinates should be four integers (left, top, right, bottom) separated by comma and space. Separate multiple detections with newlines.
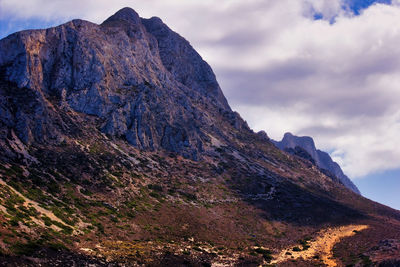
0, 7, 241, 160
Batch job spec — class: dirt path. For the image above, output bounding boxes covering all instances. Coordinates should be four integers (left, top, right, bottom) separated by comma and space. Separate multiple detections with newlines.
271, 224, 369, 267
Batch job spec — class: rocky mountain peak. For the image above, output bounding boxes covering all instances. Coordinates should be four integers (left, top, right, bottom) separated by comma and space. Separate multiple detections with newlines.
273, 132, 361, 194
280, 132, 317, 155
0, 7, 242, 160
103, 7, 141, 25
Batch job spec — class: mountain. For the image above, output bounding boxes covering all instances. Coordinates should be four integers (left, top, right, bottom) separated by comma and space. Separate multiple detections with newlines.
0, 7, 241, 161
273, 132, 361, 194
0, 7, 399, 266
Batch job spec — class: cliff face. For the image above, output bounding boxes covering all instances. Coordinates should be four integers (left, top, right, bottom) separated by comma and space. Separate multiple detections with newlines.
0, 7, 243, 160
273, 132, 361, 194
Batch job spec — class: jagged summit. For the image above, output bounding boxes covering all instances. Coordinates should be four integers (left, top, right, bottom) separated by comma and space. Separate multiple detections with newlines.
103, 7, 141, 25
273, 132, 361, 194
278, 132, 318, 159
0, 7, 238, 160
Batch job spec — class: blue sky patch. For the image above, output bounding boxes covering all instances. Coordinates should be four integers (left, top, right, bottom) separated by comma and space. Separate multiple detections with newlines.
354, 168, 400, 210
0, 18, 63, 39
311, 0, 392, 23
347, 0, 392, 15
313, 12, 324, 20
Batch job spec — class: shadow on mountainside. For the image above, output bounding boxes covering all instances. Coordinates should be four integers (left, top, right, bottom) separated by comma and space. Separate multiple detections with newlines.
242, 178, 366, 226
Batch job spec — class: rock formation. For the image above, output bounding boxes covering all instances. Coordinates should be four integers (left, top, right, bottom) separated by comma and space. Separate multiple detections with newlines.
273, 132, 361, 194
0, 7, 244, 161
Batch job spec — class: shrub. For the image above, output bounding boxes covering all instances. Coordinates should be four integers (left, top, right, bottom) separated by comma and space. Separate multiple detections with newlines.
147, 184, 163, 192
263, 254, 273, 262
254, 247, 272, 255
42, 216, 53, 226
9, 217, 20, 226
149, 192, 161, 199
11, 241, 41, 255
254, 247, 273, 262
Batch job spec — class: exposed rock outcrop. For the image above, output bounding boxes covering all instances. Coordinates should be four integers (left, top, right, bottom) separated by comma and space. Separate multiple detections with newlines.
0, 7, 237, 160
273, 132, 361, 194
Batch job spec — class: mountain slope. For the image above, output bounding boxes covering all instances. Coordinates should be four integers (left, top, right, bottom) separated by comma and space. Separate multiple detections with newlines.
273, 132, 361, 194
0, 7, 399, 266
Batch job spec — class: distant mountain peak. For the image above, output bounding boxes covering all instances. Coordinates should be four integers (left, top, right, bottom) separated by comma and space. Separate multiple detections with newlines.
281, 132, 317, 152
273, 132, 361, 194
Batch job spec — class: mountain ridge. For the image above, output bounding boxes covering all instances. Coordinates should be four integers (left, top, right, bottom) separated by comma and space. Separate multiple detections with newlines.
273, 132, 361, 194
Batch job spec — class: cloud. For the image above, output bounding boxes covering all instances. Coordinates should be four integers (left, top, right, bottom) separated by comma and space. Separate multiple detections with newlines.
199, 1, 400, 178
1, 0, 399, 178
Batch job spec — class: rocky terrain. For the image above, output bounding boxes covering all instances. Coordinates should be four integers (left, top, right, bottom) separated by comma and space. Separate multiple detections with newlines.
273, 132, 360, 194
0, 7, 399, 266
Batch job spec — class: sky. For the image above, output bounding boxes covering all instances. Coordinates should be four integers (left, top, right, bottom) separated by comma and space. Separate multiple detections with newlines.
0, 0, 399, 210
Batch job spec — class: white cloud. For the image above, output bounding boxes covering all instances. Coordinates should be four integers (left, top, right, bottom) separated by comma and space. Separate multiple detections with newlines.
1, 0, 400, 178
